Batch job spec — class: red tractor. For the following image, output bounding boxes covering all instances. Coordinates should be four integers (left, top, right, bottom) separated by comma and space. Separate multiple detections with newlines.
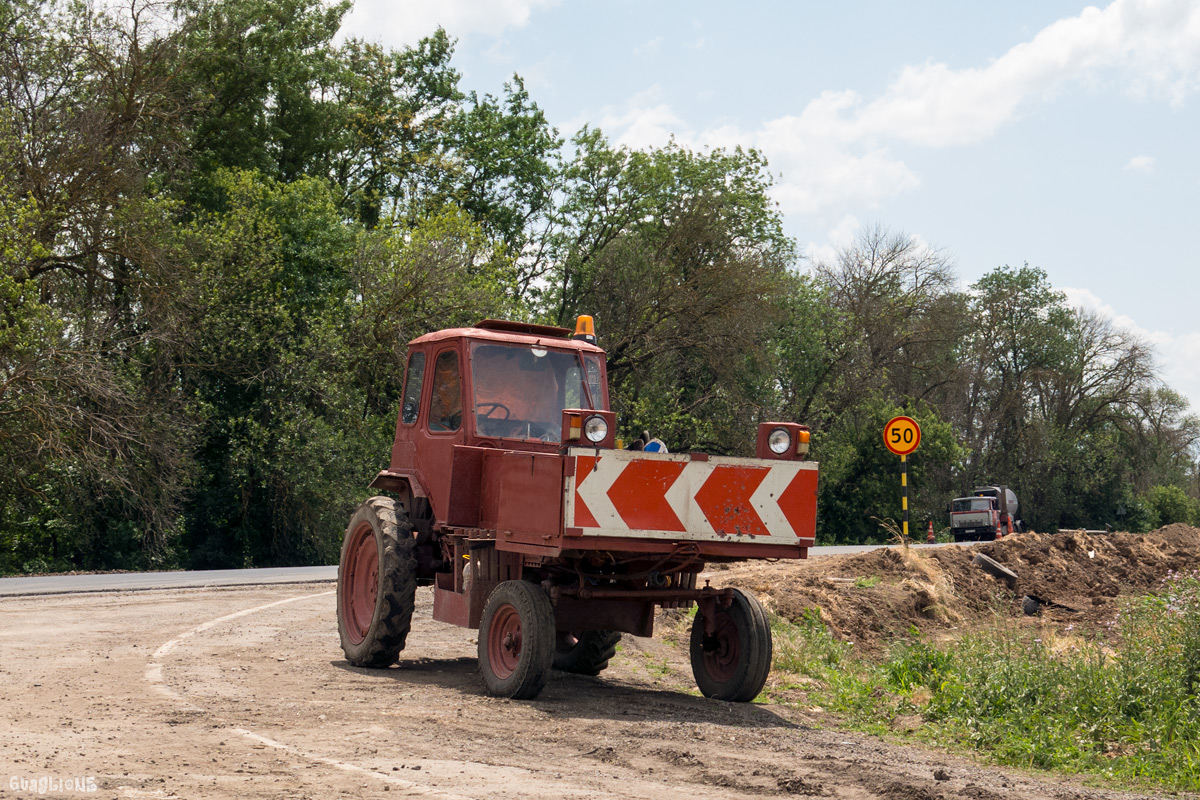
337, 318, 819, 700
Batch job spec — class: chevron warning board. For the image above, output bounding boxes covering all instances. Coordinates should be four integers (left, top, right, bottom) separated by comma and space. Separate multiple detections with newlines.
564, 448, 817, 545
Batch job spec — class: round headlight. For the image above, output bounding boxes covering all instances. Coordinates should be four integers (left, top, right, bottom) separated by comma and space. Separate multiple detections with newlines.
768, 427, 791, 455
584, 415, 608, 443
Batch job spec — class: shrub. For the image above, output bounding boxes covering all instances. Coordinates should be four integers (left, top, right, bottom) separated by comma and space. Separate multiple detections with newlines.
1141, 485, 1198, 528
769, 574, 1200, 790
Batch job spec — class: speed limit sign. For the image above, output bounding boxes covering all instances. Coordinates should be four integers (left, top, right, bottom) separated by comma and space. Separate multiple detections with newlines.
883, 416, 921, 456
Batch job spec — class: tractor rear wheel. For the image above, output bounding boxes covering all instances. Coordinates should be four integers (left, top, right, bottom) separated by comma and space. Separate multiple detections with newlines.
337, 497, 417, 668
554, 630, 622, 676
478, 581, 555, 699
690, 589, 773, 702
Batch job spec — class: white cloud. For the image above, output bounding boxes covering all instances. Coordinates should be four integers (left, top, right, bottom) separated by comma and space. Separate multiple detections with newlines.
1063, 287, 1200, 412
805, 215, 861, 269
340, 0, 559, 45
339, 0, 1200, 239
851, 0, 1200, 147
592, 91, 921, 218
596, 0, 1200, 222
595, 88, 688, 150
636, 37, 664, 56
1125, 154, 1156, 172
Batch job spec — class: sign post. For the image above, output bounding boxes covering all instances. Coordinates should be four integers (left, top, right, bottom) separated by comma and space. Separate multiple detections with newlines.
883, 416, 922, 540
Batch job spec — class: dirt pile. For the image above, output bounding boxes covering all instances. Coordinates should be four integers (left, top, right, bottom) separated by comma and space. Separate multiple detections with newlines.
716, 524, 1200, 653
975, 523, 1200, 600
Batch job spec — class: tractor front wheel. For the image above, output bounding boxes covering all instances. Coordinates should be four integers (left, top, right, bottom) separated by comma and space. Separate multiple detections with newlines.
337, 497, 417, 667
689, 589, 773, 702
478, 581, 555, 699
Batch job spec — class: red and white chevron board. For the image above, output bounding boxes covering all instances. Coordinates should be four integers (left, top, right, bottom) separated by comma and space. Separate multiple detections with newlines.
564, 448, 817, 545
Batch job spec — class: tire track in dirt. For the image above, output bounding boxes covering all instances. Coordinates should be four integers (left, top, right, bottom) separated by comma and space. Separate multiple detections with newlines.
144, 590, 479, 799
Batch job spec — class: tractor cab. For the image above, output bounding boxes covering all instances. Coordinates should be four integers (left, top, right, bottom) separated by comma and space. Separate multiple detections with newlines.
370, 318, 616, 526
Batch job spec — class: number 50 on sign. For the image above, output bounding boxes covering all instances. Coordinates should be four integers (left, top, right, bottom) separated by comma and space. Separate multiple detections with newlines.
883, 416, 921, 456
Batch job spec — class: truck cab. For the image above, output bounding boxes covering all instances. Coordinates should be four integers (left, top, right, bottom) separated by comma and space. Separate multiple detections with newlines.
950, 496, 999, 541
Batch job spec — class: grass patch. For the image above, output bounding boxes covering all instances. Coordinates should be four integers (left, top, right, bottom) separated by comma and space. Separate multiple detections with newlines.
769, 572, 1200, 792
644, 656, 672, 677
853, 575, 880, 589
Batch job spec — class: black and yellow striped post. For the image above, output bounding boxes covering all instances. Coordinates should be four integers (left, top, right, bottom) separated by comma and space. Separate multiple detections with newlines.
884, 416, 921, 539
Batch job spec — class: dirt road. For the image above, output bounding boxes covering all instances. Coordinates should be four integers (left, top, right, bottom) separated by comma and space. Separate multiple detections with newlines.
0, 581, 1177, 799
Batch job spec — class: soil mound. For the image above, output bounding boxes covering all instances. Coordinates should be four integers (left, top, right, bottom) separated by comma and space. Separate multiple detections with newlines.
717, 524, 1200, 653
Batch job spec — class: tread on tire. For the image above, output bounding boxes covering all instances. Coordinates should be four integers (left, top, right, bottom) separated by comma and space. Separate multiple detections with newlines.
554, 630, 622, 676
478, 580, 556, 699
689, 588, 773, 702
337, 496, 418, 668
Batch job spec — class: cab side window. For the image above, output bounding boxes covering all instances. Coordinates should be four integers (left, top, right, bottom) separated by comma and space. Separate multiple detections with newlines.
427, 350, 462, 432
583, 355, 605, 409
400, 352, 425, 425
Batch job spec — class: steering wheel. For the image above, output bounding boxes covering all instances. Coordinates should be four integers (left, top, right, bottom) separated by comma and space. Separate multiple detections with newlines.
475, 402, 511, 420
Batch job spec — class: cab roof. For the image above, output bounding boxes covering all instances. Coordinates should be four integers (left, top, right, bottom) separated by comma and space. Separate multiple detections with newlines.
409, 319, 606, 354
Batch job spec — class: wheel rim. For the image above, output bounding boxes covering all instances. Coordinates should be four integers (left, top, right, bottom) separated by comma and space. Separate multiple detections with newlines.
702, 612, 740, 683
341, 521, 379, 645
488, 603, 523, 679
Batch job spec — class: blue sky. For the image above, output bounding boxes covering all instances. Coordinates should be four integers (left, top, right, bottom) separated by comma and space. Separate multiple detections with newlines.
342, 0, 1200, 410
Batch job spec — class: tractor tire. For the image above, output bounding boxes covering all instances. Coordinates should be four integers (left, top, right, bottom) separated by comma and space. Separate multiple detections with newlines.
554, 630, 623, 676
478, 581, 556, 699
403, 494, 440, 587
337, 497, 418, 668
690, 589, 773, 702
973, 553, 1018, 589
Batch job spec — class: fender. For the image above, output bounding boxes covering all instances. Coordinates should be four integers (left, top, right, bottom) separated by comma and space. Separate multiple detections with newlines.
368, 469, 430, 500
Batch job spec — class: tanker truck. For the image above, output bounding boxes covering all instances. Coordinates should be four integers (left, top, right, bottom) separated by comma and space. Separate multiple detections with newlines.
949, 485, 1022, 541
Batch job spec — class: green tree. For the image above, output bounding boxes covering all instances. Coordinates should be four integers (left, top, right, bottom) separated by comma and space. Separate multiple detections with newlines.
346, 205, 518, 419
1124, 387, 1200, 493
173, 0, 351, 182
178, 169, 364, 567
439, 76, 562, 254
813, 225, 965, 419
326, 31, 463, 228
541, 130, 796, 453
177, 170, 515, 567
958, 265, 1158, 531
0, 0, 195, 569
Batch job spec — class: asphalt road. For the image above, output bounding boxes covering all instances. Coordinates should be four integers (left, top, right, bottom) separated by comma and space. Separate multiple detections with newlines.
0, 543, 963, 596
0, 565, 338, 596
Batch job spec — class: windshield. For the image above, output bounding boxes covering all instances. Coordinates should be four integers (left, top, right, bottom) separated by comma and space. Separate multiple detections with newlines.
470, 342, 595, 440
952, 498, 993, 513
